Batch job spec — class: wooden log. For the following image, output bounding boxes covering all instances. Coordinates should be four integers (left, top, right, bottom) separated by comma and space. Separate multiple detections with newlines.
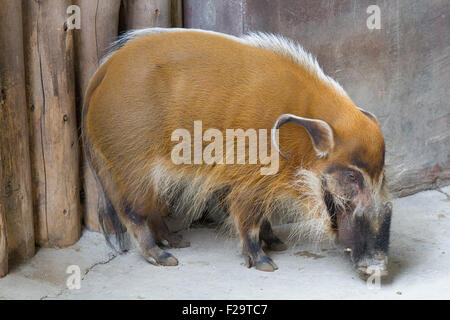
22, 0, 81, 247
0, 204, 7, 278
74, 0, 121, 232
121, 0, 171, 29
0, 0, 35, 269
171, 0, 183, 28
22, 0, 45, 243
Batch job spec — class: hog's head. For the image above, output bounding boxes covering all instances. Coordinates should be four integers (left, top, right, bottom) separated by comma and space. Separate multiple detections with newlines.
273, 107, 392, 279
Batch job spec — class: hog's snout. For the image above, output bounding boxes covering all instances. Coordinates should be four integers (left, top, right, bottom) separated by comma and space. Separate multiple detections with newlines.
340, 201, 392, 279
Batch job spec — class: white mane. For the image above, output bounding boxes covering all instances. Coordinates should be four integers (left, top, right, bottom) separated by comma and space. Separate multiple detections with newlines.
241, 32, 346, 96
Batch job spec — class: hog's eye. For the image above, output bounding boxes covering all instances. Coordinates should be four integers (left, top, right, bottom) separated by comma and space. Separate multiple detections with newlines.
346, 171, 358, 183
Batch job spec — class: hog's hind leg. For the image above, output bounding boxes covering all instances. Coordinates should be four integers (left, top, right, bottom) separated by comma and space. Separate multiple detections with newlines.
120, 204, 179, 266
88, 140, 177, 266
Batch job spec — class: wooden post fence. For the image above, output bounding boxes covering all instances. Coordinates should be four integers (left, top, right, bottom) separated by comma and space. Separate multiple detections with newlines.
23, 0, 82, 248
0, 0, 36, 277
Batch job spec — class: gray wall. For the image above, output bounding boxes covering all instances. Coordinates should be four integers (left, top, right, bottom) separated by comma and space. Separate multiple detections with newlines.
184, 0, 450, 196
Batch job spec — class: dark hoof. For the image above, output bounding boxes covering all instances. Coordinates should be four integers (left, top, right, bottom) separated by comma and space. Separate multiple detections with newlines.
146, 251, 179, 266
255, 255, 278, 272
158, 251, 179, 266
245, 254, 278, 272
157, 232, 190, 249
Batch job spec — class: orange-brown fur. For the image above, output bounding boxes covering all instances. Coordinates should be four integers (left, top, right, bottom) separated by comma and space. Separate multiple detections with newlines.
82, 29, 386, 270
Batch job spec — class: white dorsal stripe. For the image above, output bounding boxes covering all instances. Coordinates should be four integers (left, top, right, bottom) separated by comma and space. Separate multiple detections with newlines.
241, 32, 346, 96
101, 28, 347, 96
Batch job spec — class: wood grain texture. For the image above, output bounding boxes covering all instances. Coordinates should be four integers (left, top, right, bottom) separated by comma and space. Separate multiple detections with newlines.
121, 0, 171, 29
74, 0, 121, 232
0, 203, 7, 278
171, 0, 183, 28
0, 0, 35, 270
183, 0, 244, 35
23, 0, 81, 247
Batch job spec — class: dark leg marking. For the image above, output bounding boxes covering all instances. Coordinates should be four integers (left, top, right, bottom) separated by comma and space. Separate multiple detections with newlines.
123, 202, 147, 225
259, 219, 287, 252
120, 203, 178, 266
150, 213, 190, 248
243, 232, 278, 272
130, 223, 179, 267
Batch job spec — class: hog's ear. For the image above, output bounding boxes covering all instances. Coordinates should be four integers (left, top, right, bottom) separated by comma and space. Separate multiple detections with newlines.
272, 113, 334, 159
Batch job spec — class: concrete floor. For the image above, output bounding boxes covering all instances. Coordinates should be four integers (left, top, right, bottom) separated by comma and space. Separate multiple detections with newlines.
1, 187, 449, 300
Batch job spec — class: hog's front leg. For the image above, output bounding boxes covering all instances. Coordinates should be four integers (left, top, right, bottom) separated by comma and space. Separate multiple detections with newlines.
231, 201, 278, 272
241, 231, 278, 272
259, 219, 287, 252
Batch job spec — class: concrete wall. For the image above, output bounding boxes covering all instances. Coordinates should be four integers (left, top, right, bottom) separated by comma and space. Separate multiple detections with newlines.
184, 0, 450, 196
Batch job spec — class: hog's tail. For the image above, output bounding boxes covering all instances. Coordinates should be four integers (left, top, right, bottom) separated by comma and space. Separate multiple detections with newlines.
81, 59, 126, 252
